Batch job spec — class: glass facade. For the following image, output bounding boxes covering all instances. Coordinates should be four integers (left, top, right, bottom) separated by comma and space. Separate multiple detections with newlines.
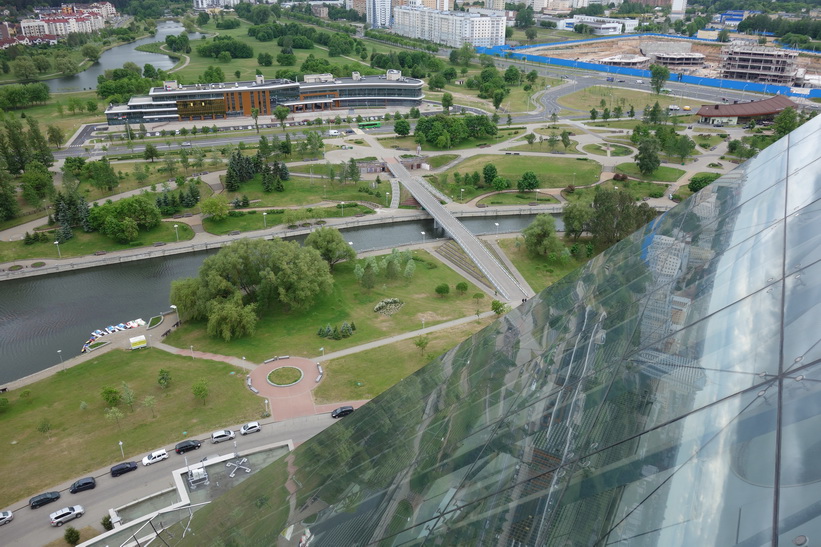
179, 117, 821, 546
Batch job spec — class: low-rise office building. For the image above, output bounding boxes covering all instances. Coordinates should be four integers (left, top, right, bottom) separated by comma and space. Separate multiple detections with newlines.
696, 95, 797, 125
104, 71, 424, 125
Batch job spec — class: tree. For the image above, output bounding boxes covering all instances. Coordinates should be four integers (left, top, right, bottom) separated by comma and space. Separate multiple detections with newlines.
435, 283, 450, 298
774, 107, 798, 139
101, 386, 121, 407
517, 171, 539, 193
456, 281, 468, 295
560, 130, 571, 150
142, 395, 157, 418
563, 201, 594, 241
64, 527, 81, 546
200, 195, 230, 220
143, 143, 160, 162
81, 44, 102, 63
121, 381, 135, 412
13, 57, 38, 81
483, 163, 497, 187
414, 335, 430, 355
492, 176, 510, 191
0, 172, 20, 221
258, 52, 273, 66
525, 133, 536, 147
547, 132, 559, 151
21, 161, 55, 206
649, 64, 671, 95
473, 292, 485, 317
441, 92, 453, 114
395, 118, 410, 137
636, 137, 661, 175
251, 107, 260, 134
458, 42, 474, 67
26, 117, 53, 167
192, 380, 209, 405
274, 105, 290, 129
717, 29, 730, 42
47, 125, 65, 149
590, 108, 598, 121
105, 407, 125, 430
37, 417, 52, 440
305, 227, 356, 270
688, 172, 720, 193
675, 135, 696, 163
523, 214, 564, 257
589, 188, 657, 248
491, 300, 510, 315
158, 369, 171, 389
525, 28, 538, 42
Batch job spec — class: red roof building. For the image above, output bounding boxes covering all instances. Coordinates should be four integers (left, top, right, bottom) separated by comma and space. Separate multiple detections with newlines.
697, 95, 798, 125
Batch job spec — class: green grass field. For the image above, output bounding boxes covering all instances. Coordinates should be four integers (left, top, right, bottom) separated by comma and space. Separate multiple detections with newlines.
476, 192, 559, 206
202, 203, 373, 234
564, 179, 668, 203
8, 90, 104, 145
440, 154, 601, 191
582, 143, 633, 157
615, 162, 685, 182
506, 139, 580, 154
558, 86, 715, 114
497, 236, 591, 295
0, 349, 262, 507
0, 222, 195, 264
164, 250, 484, 362
221, 173, 385, 206
380, 127, 524, 152
313, 316, 494, 404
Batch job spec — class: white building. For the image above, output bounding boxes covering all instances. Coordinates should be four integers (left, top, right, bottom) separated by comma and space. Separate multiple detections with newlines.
468, 7, 515, 26
393, 6, 506, 48
367, 0, 392, 28
558, 14, 638, 34
670, 0, 687, 21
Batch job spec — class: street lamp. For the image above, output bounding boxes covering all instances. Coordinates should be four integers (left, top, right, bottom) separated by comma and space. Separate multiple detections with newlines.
421, 231, 426, 244
174, 224, 179, 242
340, 201, 345, 217
54, 240, 61, 259
385, 192, 389, 207
320, 347, 324, 357
57, 349, 64, 371
190, 345, 194, 359
460, 188, 465, 201
495, 222, 500, 237
118, 440, 124, 459
263, 212, 267, 228
573, 172, 576, 187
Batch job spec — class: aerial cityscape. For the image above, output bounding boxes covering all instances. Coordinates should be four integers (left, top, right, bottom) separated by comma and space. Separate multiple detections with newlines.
0, 0, 819, 545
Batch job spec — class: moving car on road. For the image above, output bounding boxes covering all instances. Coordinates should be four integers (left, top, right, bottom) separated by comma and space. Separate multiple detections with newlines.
331, 406, 354, 419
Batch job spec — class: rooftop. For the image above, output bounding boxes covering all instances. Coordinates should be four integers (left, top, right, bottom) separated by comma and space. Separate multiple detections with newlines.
696, 94, 797, 117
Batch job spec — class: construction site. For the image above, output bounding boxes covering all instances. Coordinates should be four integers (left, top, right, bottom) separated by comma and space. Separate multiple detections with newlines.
524, 36, 821, 87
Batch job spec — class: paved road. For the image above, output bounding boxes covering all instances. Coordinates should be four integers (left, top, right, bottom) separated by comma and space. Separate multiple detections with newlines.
1, 414, 332, 547
386, 159, 528, 301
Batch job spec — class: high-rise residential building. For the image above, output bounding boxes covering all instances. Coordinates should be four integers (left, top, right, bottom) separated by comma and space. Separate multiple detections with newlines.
392, 6, 506, 48
670, 0, 686, 20
175, 111, 821, 546
367, 0, 392, 28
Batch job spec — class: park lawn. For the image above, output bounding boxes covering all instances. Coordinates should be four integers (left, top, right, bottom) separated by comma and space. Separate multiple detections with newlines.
505, 139, 580, 154
76, 162, 212, 203
615, 162, 685, 182
497, 236, 591, 295
564, 179, 667, 203
202, 203, 374, 234
164, 250, 485, 362
693, 134, 727, 148
0, 222, 195, 264
379, 129, 523, 152
43, 526, 101, 546
223, 174, 384, 207
427, 154, 460, 168
0, 349, 261, 508
585, 119, 643, 130
477, 192, 559, 206
11, 90, 104, 144
313, 315, 495, 404
582, 143, 633, 156
442, 154, 601, 188
558, 86, 716, 113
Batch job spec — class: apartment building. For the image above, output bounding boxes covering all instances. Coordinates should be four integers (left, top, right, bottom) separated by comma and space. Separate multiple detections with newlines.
720, 45, 798, 84
367, 0, 392, 28
392, 5, 505, 48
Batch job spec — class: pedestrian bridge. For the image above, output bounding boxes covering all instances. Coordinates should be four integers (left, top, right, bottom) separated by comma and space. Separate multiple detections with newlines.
385, 158, 528, 301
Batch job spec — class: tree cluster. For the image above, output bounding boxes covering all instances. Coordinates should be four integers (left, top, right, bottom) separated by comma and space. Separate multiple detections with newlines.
52, 191, 91, 243
413, 114, 497, 149
97, 63, 162, 104
317, 321, 356, 340
0, 116, 53, 175
155, 183, 201, 215
371, 50, 444, 79
196, 36, 254, 60
165, 32, 190, 53
170, 238, 334, 341
88, 195, 162, 244
588, 188, 657, 248
364, 29, 439, 53
0, 82, 49, 110
353, 249, 416, 289
688, 173, 721, 194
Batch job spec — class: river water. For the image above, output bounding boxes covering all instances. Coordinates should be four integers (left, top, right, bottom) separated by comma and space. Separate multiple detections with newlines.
45, 21, 198, 93
0, 215, 560, 384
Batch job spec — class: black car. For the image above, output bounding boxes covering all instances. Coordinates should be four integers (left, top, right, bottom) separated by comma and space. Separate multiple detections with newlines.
69, 477, 96, 494
30, 491, 60, 509
175, 439, 202, 454
110, 462, 138, 477
331, 406, 354, 419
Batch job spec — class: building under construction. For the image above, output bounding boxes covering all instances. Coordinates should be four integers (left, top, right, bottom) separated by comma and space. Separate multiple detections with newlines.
641, 41, 705, 70
720, 45, 797, 84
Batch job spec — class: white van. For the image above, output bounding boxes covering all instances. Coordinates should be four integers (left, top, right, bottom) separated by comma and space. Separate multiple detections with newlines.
328, 129, 340, 137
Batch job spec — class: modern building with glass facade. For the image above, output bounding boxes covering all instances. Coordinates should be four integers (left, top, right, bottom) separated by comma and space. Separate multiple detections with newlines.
177, 115, 821, 546
104, 70, 424, 125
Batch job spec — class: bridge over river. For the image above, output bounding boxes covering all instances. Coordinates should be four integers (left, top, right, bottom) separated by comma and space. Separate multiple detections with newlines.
386, 158, 530, 302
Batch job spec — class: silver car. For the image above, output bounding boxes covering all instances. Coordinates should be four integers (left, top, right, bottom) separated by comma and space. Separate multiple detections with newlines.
0, 510, 12, 525
49, 505, 84, 527
210, 429, 235, 444
240, 422, 261, 435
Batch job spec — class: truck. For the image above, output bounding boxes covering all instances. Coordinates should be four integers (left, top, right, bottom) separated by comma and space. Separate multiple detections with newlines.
328, 129, 340, 137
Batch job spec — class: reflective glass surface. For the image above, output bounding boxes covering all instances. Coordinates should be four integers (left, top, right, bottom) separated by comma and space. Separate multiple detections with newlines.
181, 116, 821, 546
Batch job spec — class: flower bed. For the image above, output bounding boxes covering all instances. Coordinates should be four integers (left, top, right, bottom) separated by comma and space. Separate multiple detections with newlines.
267, 366, 303, 387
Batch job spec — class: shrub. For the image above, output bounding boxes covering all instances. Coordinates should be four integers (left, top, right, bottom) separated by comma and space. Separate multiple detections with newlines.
102, 515, 113, 531
373, 298, 404, 316
64, 526, 81, 546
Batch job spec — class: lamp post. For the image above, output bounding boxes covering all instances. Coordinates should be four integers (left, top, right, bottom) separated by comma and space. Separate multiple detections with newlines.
190, 345, 194, 359
385, 192, 389, 207
57, 349, 64, 371
174, 224, 179, 242
118, 440, 124, 459
54, 240, 61, 259
263, 212, 267, 228
460, 188, 465, 201
495, 222, 499, 237
573, 172, 576, 187
421, 231, 426, 245
340, 201, 345, 217
320, 347, 324, 357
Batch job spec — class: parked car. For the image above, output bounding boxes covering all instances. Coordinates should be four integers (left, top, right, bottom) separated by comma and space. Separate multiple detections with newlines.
331, 406, 354, 419
605, 77, 614, 82
69, 477, 96, 494
30, 492, 60, 509
142, 449, 169, 466
636, 79, 644, 84
175, 439, 202, 454
49, 505, 84, 527
110, 462, 138, 477
240, 422, 261, 435
0, 510, 13, 525
211, 429, 235, 444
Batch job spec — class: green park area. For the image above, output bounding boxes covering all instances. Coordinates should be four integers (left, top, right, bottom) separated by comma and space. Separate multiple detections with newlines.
4, 90, 104, 146
498, 237, 591, 295
506, 136, 581, 154
477, 192, 559, 206
615, 162, 685, 182
164, 249, 484, 362
0, 221, 195, 264
313, 316, 495, 404
564, 179, 668, 203
201, 202, 373, 234
379, 127, 525, 152
222, 171, 384, 208
0, 349, 261, 508
583, 143, 633, 156
558, 86, 715, 114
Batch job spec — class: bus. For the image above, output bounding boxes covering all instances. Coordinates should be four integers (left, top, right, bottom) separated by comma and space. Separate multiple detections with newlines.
359, 121, 382, 129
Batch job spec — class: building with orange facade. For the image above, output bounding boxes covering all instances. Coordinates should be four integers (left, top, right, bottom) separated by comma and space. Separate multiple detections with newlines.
104, 70, 424, 125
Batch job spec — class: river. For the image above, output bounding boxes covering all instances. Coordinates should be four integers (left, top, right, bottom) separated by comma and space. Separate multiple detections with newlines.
0, 215, 560, 384
45, 21, 198, 93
